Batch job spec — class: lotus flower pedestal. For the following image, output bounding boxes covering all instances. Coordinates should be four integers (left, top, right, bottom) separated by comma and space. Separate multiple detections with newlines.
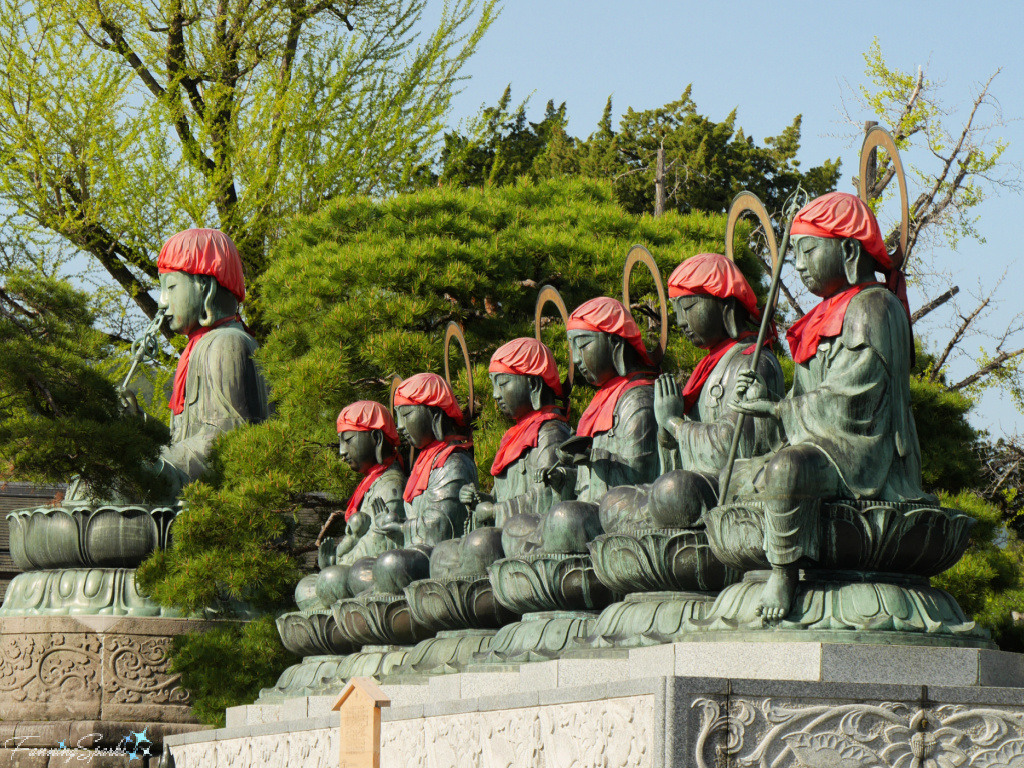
472, 553, 616, 664
387, 575, 520, 675
696, 499, 993, 646
581, 525, 738, 648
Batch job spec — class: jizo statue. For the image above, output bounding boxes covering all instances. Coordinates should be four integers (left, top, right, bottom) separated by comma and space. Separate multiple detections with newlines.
530, 297, 660, 554
376, 373, 476, 549
599, 254, 784, 533
460, 338, 572, 529
150, 228, 270, 498
301, 401, 407, 609
725, 192, 934, 621
331, 402, 407, 562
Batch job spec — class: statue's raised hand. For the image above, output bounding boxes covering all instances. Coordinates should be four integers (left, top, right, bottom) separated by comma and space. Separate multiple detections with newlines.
654, 373, 685, 428
729, 370, 778, 420
370, 497, 403, 540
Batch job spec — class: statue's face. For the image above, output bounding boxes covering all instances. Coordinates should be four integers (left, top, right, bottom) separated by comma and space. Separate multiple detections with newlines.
568, 331, 616, 387
671, 295, 727, 349
490, 373, 534, 420
158, 271, 204, 335
793, 236, 847, 298
338, 429, 378, 473
395, 404, 437, 449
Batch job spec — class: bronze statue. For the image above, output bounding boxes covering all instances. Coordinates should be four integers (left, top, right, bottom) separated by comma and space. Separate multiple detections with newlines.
600, 253, 785, 533
297, 401, 407, 610
149, 228, 270, 497
460, 337, 572, 529
724, 191, 934, 621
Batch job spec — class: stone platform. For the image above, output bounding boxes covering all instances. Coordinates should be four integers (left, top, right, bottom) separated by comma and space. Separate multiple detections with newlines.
164, 641, 1024, 767
0, 615, 217, 766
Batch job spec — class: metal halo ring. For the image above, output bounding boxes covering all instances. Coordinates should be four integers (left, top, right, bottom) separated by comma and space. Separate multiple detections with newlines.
622, 245, 668, 366
389, 375, 415, 464
389, 375, 403, 417
444, 321, 475, 421
859, 125, 909, 270
534, 284, 574, 390
725, 191, 780, 271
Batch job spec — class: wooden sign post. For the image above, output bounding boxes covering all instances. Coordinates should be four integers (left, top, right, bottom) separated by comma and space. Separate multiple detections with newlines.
332, 677, 391, 768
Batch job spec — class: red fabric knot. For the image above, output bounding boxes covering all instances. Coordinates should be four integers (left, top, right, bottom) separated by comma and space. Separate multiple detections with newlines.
403, 434, 472, 503
168, 315, 242, 415
576, 371, 655, 438
490, 405, 568, 476
345, 455, 398, 521
786, 283, 882, 364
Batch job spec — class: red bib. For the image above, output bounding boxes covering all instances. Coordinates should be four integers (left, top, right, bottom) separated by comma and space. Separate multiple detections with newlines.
490, 406, 568, 476
403, 435, 472, 503
168, 316, 240, 415
345, 455, 398, 521
576, 372, 655, 438
681, 335, 757, 414
786, 283, 881, 364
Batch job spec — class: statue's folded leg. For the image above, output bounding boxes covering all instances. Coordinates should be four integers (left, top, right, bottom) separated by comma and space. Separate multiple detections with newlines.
757, 445, 843, 620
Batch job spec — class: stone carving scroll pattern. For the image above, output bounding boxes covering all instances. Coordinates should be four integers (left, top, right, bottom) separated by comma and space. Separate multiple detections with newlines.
693, 697, 1024, 768
0, 632, 101, 716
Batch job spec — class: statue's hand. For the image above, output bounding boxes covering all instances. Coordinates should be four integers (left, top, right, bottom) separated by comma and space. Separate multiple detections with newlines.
459, 484, 493, 508
729, 370, 777, 419
542, 466, 571, 493
472, 502, 496, 528
120, 390, 144, 419
370, 497, 403, 540
317, 538, 337, 569
654, 373, 685, 427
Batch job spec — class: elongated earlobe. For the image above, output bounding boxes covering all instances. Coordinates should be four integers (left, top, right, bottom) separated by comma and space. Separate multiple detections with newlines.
431, 409, 446, 441
199, 277, 217, 327
611, 337, 629, 377
529, 377, 544, 411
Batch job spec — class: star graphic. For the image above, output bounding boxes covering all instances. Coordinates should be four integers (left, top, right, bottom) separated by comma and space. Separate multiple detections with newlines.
58, 741, 66, 750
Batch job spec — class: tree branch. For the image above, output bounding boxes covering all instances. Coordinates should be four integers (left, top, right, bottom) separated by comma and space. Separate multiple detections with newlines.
951, 346, 1024, 391
912, 285, 959, 323
929, 296, 989, 381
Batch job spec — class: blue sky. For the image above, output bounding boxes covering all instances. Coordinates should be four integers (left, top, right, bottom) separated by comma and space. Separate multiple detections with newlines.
433, 0, 1024, 436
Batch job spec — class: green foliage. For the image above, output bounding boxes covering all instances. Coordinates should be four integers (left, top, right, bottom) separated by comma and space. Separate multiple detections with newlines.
909, 376, 980, 493
437, 87, 841, 217
0, 270, 168, 497
0, 0, 496, 328
169, 616, 298, 727
932, 491, 1024, 651
142, 177, 766, 617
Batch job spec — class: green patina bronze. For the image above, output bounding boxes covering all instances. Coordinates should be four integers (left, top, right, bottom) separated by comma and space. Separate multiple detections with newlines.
0, 262, 270, 617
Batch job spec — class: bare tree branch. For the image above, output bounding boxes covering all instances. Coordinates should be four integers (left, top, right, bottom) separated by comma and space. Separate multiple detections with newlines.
912, 285, 959, 323
952, 346, 1024, 391
930, 296, 989, 381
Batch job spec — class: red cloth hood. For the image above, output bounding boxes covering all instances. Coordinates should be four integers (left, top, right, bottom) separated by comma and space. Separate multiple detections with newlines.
668, 253, 760, 319
567, 297, 653, 367
489, 338, 563, 397
158, 228, 246, 302
394, 373, 465, 426
336, 400, 401, 446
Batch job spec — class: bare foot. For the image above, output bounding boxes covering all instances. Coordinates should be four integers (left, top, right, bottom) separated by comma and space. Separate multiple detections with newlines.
756, 567, 797, 622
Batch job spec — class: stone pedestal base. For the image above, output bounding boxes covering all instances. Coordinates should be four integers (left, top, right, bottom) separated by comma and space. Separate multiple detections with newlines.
694, 570, 993, 646
256, 645, 409, 704
472, 610, 597, 665
0, 616, 210, 724
173, 641, 1024, 767
391, 629, 497, 676
582, 591, 717, 649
